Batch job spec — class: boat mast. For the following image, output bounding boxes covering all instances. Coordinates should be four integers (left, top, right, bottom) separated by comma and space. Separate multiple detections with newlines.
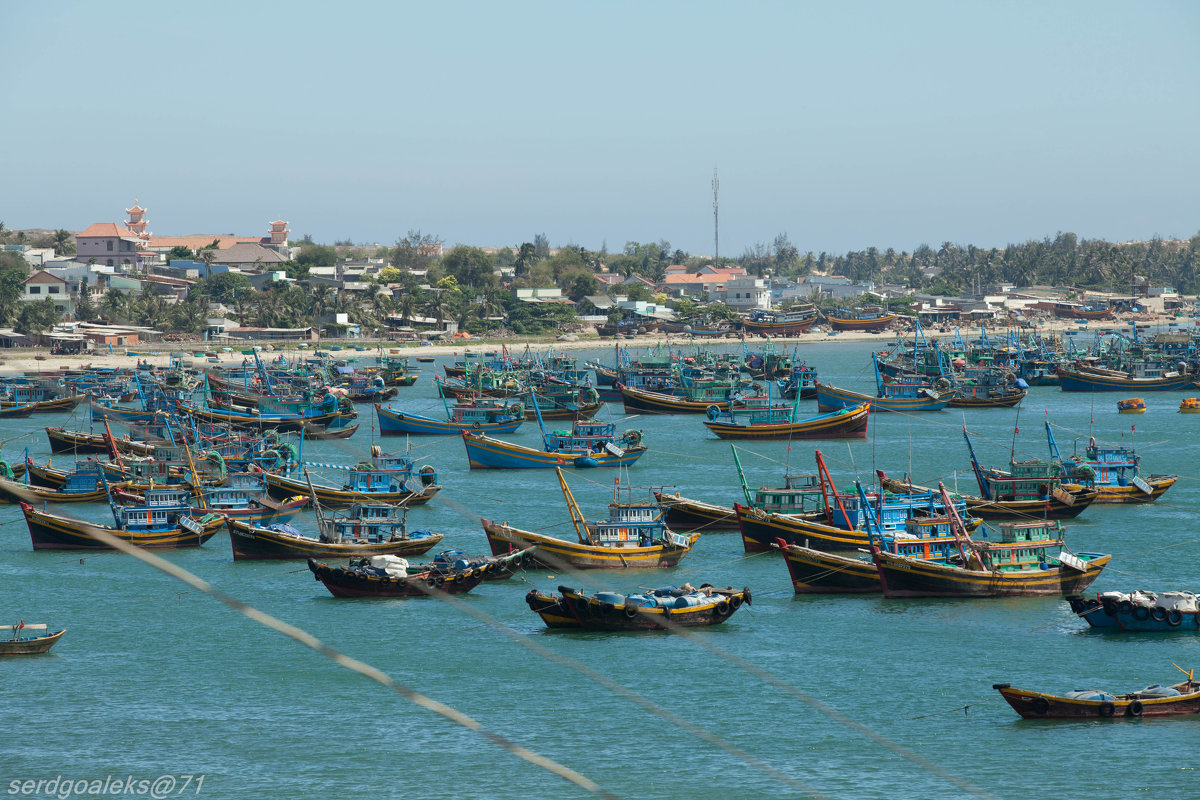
554, 467, 589, 543
961, 424, 991, 500
730, 445, 753, 506
814, 449, 853, 526
937, 481, 977, 567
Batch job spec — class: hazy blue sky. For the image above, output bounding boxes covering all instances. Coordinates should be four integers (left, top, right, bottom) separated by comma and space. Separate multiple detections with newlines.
3, 1, 1197, 256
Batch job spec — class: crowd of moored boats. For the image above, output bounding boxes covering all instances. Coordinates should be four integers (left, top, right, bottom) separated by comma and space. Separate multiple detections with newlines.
6, 330, 1200, 719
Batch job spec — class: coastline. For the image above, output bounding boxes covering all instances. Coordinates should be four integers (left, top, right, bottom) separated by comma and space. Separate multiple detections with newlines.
0, 313, 1180, 375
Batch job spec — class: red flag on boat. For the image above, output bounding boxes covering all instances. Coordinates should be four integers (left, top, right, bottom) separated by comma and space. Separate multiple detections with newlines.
17, 619, 23, 630
614, 477, 619, 486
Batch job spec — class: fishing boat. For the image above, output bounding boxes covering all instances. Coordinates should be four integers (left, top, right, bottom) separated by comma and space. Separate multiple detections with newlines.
1067, 590, 1200, 631
307, 547, 534, 598
993, 668, 1200, 719
1057, 364, 1192, 392
740, 305, 820, 336
0, 404, 35, 418
773, 482, 972, 594
179, 471, 309, 525
375, 398, 524, 435
1046, 424, 1176, 503
461, 414, 645, 470
825, 308, 901, 331
654, 448, 828, 531
615, 381, 740, 414
300, 422, 359, 440
1117, 397, 1145, 413
229, 503, 443, 560
264, 447, 440, 507
703, 399, 869, 440
816, 355, 954, 412
21, 488, 225, 550
482, 468, 698, 569
872, 482, 1109, 597
0, 623, 66, 656
525, 583, 751, 630
2, 394, 86, 413
0, 460, 120, 504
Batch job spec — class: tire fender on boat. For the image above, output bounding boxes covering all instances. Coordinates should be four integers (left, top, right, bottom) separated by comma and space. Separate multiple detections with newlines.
1127, 699, 1144, 717
1098, 701, 1116, 718
715, 599, 730, 615
1167, 609, 1184, 626
1031, 696, 1050, 715
623, 604, 639, 619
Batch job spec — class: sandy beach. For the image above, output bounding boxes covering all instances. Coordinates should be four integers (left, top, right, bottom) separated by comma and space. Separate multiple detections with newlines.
0, 314, 1179, 375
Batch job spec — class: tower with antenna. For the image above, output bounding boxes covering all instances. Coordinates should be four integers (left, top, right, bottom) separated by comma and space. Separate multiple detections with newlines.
712, 167, 719, 265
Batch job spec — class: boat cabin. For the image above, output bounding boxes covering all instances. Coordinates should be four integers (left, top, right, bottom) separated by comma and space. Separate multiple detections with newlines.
62, 461, 105, 494
323, 503, 413, 543
752, 473, 825, 514
974, 520, 1065, 571
985, 459, 1062, 501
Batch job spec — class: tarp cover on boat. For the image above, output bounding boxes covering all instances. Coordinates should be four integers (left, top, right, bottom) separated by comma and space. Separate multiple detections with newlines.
369, 555, 410, 578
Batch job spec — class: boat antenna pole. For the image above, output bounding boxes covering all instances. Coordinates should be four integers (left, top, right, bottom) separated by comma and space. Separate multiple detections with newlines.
731, 445, 753, 506
302, 468, 328, 538
181, 430, 208, 510
961, 423, 991, 500
1010, 406, 1021, 465
814, 449, 853, 526
555, 467, 590, 544
937, 481, 975, 566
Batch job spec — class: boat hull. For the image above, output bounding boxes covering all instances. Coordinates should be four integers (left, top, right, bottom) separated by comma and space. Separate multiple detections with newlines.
741, 317, 818, 335
878, 475, 1097, 520
228, 517, 443, 560
375, 404, 522, 435
1067, 594, 1200, 631
816, 383, 951, 412
653, 492, 738, 530
264, 472, 440, 508
826, 313, 900, 331
1057, 368, 1193, 392
483, 519, 695, 569
0, 629, 66, 655
462, 431, 647, 469
308, 559, 485, 597
777, 542, 882, 593
995, 685, 1200, 719
617, 383, 732, 414
703, 403, 869, 440
21, 503, 224, 550
873, 549, 1110, 597
526, 587, 749, 630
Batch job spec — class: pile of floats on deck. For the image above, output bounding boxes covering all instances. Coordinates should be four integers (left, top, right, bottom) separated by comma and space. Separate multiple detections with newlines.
7, 320, 1200, 719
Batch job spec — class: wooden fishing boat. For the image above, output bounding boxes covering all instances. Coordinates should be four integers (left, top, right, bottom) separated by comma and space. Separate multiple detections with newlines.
815, 381, 953, 413
375, 399, 524, 436
0, 623, 66, 656
307, 547, 534, 598
20, 499, 225, 550
993, 671, 1200, 719
872, 483, 1109, 597
825, 310, 901, 331
703, 400, 869, 440
88, 401, 160, 424
1057, 365, 1192, 391
878, 472, 1096, 520
1067, 590, 1200, 631
740, 306, 820, 335
0, 404, 35, 418
300, 423, 359, 440
1047, 425, 1176, 503
655, 449, 831, 532
0, 469, 122, 504
483, 468, 698, 569
946, 384, 1027, 408
2, 394, 85, 413
228, 507, 443, 560
461, 418, 646, 469
616, 382, 737, 414
177, 400, 349, 432
525, 583, 751, 630
264, 467, 440, 508
45, 427, 156, 456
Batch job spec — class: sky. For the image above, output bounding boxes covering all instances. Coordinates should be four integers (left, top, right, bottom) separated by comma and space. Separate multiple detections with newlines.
2, 1, 1198, 257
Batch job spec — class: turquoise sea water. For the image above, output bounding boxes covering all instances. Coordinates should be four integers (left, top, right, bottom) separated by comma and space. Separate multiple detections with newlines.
3, 339, 1200, 800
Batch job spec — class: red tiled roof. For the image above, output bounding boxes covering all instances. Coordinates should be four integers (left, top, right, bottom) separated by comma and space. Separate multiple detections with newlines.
24, 270, 67, 285
77, 223, 142, 239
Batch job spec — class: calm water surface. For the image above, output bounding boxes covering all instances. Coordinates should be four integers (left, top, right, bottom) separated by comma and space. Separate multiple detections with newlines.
3, 339, 1199, 799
